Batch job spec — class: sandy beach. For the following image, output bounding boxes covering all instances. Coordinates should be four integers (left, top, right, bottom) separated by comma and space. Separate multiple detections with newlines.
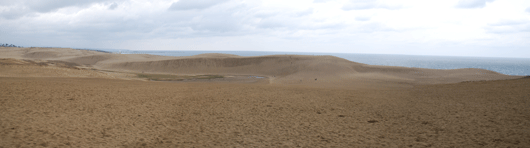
1, 47, 529, 147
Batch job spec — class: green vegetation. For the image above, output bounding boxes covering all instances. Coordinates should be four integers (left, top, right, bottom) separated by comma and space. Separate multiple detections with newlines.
137, 73, 224, 81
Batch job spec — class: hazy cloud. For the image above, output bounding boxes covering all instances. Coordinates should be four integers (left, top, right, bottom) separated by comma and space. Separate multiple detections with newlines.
0, 0, 114, 19
188, 11, 244, 33
168, 0, 230, 11
341, 0, 400, 11
19, 0, 109, 12
485, 20, 530, 34
485, 25, 530, 34
253, 7, 341, 31
1, 0, 529, 58
0, 6, 32, 19
254, 10, 279, 18
296, 8, 314, 17
342, 0, 376, 10
455, 0, 495, 9
0, 0, 333, 40
313, 0, 333, 3
356, 22, 396, 33
355, 16, 371, 21
489, 20, 527, 26
526, 7, 530, 13
108, 2, 118, 10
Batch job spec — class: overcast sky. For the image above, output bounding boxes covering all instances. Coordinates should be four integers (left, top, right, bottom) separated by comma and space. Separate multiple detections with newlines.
1, 0, 529, 58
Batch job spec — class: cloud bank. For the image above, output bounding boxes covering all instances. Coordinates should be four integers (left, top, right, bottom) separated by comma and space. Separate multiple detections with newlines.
341, 0, 401, 11
168, 0, 230, 10
0, 0, 529, 58
455, 0, 495, 9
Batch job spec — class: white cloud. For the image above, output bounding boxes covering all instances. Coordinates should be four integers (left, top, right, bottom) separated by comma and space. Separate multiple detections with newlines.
313, 0, 333, 3
489, 20, 527, 26
168, 0, 230, 10
455, 0, 495, 9
296, 8, 314, 17
355, 16, 370, 21
341, 0, 401, 11
355, 22, 397, 33
485, 20, 530, 34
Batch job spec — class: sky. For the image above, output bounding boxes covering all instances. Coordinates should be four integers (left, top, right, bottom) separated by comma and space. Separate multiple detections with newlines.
1, 0, 529, 58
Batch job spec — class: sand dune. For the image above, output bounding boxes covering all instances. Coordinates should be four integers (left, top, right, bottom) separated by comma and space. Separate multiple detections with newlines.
65, 55, 114, 66
0, 47, 521, 88
1, 47, 529, 147
0, 58, 118, 78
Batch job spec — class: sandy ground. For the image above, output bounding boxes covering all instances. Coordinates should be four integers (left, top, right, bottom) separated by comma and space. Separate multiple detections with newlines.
0, 47, 529, 147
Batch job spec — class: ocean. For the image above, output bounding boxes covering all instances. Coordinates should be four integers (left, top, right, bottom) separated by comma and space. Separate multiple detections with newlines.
109, 50, 530, 76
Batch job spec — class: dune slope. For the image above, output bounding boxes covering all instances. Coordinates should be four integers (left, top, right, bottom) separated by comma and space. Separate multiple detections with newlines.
100, 53, 519, 86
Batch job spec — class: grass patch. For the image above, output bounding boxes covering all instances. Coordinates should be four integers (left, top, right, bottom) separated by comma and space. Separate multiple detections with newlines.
196, 75, 224, 79
137, 73, 224, 81
99, 69, 117, 72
